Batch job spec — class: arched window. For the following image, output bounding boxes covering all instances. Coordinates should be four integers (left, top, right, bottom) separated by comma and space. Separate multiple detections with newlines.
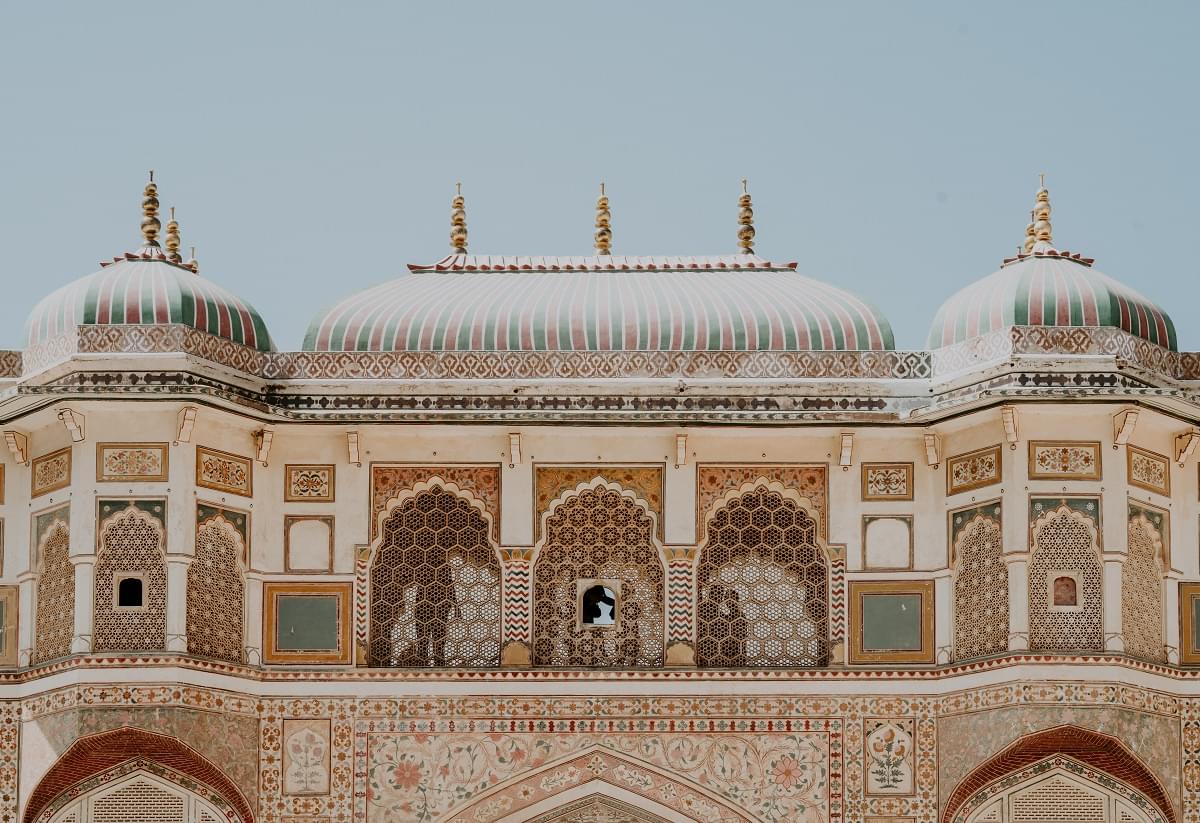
1028, 504, 1103, 653
952, 509, 1009, 661
696, 485, 829, 667
93, 505, 167, 653
34, 520, 74, 664
187, 516, 245, 664
369, 486, 501, 667
1123, 509, 1166, 662
533, 485, 664, 667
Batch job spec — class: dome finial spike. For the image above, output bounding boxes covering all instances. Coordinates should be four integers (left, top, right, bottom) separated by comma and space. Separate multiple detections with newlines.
140, 172, 161, 248
187, 245, 199, 274
594, 182, 612, 255
1033, 173, 1053, 247
737, 178, 755, 255
165, 206, 182, 263
450, 182, 468, 254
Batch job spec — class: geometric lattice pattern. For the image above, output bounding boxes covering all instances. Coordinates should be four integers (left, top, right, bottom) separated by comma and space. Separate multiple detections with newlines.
368, 486, 501, 667
695, 485, 830, 667
93, 506, 167, 653
1028, 505, 1103, 653
953, 511, 1010, 661
34, 522, 75, 663
1122, 512, 1165, 662
186, 517, 245, 664
533, 485, 664, 667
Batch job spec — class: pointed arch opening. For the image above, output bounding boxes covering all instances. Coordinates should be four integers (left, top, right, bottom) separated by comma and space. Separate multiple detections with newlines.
533, 480, 665, 667
944, 725, 1175, 823
368, 482, 502, 667
93, 504, 167, 653
696, 481, 830, 667
24, 727, 253, 823
1029, 504, 1103, 652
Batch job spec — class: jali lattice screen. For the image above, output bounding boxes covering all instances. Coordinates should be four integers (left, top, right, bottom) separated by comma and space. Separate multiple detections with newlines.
369, 486, 502, 667
695, 485, 830, 667
93, 505, 167, 652
186, 516, 246, 664
952, 510, 1009, 661
533, 485, 664, 667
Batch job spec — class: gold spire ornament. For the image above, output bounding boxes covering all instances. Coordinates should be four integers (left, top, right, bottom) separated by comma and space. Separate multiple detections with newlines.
141, 170, 161, 247
1032, 173, 1052, 245
738, 178, 755, 254
1023, 209, 1036, 253
594, 182, 612, 255
187, 245, 199, 274
450, 182, 468, 254
165, 206, 182, 263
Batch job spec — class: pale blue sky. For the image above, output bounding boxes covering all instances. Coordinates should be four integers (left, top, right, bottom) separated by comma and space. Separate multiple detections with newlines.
1, 1, 1197, 351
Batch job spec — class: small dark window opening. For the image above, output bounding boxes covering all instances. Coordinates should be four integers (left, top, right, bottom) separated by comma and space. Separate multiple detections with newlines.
581, 584, 617, 626
117, 577, 144, 609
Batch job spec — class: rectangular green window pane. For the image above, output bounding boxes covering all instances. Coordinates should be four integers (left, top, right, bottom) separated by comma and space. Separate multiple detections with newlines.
276, 595, 339, 651
862, 593, 922, 651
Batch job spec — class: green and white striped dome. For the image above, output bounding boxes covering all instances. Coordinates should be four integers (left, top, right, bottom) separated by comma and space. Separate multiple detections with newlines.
304, 254, 894, 352
26, 248, 275, 352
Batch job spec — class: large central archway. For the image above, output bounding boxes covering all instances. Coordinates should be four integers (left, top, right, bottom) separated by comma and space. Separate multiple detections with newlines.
24, 727, 253, 823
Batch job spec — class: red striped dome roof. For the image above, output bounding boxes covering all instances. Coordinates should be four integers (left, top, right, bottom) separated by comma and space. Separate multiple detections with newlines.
303, 254, 894, 352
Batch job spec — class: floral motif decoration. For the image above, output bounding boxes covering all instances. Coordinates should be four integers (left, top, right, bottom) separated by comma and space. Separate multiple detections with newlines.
371, 465, 500, 541
1028, 441, 1101, 480
196, 446, 252, 496
31, 448, 71, 497
864, 719, 914, 796
697, 465, 827, 539
97, 443, 167, 482
361, 727, 834, 823
1128, 446, 1170, 496
861, 463, 913, 501
946, 446, 1001, 495
283, 719, 332, 796
535, 466, 664, 540
285, 465, 335, 502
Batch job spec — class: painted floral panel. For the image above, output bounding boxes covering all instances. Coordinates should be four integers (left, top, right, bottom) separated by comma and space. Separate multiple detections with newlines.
196, 446, 253, 496
363, 729, 832, 823
946, 446, 1000, 495
283, 718, 332, 796
861, 463, 913, 501
31, 448, 71, 497
97, 443, 168, 482
1028, 441, 1101, 480
1128, 446, 1169, 496
286, 465, 336, 502
864, 719, 914, 796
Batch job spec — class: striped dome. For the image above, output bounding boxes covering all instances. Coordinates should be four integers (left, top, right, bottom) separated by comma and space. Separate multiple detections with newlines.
26, 251, 274, 352
928, 250, 1176, 351
304, 254, 893, 352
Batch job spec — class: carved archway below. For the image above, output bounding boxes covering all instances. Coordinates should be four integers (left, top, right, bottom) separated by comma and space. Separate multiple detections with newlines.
24, 727, 253, 823
445, 747, 754, 823
943, 725, 1175, 823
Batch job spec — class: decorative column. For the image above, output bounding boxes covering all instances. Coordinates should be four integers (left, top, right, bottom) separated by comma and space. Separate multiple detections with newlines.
665, 547, 696, 667
165, 556, 192, 652
244, 570, 264, 665
16, 571, 35, 667
1004, 553, 1030, 651
933, 569, 953, 664
1165, 570, 1182, 664
69, 556, 95, 654
500, 549, 532, 667
1103, 556, 1125, 653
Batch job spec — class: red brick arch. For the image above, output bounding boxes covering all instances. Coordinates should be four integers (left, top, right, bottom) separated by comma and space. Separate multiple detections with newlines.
24, 726, 253, 823
942, 724, 1175, 823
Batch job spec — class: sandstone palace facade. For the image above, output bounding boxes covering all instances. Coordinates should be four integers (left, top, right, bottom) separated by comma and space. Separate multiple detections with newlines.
0, 178, 1194, 823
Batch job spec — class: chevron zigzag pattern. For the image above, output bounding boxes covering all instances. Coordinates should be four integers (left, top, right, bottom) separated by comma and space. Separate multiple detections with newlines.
667, 559, 695, 644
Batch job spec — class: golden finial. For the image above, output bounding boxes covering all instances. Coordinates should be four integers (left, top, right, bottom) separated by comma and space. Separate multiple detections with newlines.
594, 182, 612, 255
1023, 209, 1036, 253
141, 170, 161, 247
186, 245, 199, 274
450, 182, 468, 254
1033, 173, 1052, 245
165, 206, 182, 263
738, 178, 755, 254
